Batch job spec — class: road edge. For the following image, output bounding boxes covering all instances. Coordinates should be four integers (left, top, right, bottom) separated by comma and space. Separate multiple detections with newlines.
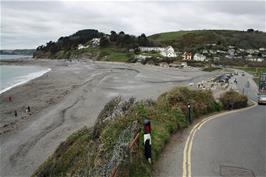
182, 99, 257, 177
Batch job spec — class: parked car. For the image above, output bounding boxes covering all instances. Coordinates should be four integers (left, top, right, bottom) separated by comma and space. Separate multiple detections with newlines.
258, 94, 266, 105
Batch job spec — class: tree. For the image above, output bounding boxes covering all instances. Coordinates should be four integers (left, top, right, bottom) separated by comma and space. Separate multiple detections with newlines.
100, 37, 110, 47
119, 31, 125, 36
138, 33, 149, 46
110, 31, 118, 42
247, 29, 254, 33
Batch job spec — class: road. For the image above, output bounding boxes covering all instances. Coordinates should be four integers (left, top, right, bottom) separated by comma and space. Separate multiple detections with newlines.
154, 70, 266, 177
0, 61, 221, 177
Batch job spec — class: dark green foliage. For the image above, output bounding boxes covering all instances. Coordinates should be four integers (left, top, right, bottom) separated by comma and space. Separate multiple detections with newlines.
157, 87, 221, 118
220, 90, 248, 109
110, 31, 118, 42
99, 36, 110, 47
34, 29, 153, 59
138, 33, 149, 46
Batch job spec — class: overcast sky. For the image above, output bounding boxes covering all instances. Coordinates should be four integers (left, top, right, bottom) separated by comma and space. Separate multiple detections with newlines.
1, 0, 265, 49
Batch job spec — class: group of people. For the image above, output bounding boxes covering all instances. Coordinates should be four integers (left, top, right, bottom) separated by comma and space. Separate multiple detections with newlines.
8, 96, 32, 117
14, 106, 31, 117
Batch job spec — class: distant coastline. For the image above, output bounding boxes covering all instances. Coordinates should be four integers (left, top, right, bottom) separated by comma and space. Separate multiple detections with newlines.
0, 49, 35, 56
0, 54, 32, 61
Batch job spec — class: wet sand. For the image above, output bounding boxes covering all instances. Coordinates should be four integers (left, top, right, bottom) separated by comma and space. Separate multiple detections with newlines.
0, 59, 222, 177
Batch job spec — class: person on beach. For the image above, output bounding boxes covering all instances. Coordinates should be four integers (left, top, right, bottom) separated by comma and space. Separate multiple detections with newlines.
8, 96, 12, 102
14, 110, 17, 117
26, 106, 32, 115
27, 106, 31, 113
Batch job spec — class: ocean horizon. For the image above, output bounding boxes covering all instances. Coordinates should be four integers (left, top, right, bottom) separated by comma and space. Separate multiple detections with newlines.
0, 54, 32, 60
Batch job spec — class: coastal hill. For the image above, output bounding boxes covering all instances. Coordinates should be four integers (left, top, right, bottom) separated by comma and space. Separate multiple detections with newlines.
149, 30, 266, 51
33, 29, 152, 60
33, 29, 266, 65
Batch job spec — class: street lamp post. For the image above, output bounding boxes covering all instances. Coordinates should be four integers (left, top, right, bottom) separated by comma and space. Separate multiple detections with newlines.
187, 103, 192, 124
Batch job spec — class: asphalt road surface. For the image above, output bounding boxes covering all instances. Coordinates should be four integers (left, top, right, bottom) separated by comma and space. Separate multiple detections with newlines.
154, 70, 266, 177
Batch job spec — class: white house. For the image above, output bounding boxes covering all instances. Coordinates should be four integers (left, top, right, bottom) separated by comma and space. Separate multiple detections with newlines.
246, 49, 255, 54
209, 50, 217, 55
139, 47, 165, 52
78, 44, 89, 50
139, 46, 177, 58
247, 58, 263, 62
160, 46, 177, 58
239, 48, 245, 52
217, 50, 227, 54
91, 38, 100, 47
193, 53, 207, 61
228, 49, 235, 56
135, 55, 152, 62
257, 58, 264, 62
202, 50, 208, 54
225, 55, 234, 59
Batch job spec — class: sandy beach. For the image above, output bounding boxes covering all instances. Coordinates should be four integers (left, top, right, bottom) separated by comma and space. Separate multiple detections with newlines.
0, 59, 222, 177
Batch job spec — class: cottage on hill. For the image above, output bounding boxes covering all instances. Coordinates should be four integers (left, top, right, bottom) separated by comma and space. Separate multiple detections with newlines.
160, 46, 177, 58
193, 53, 207, 61
183, 52, 192, 61
139, 46, 177, 58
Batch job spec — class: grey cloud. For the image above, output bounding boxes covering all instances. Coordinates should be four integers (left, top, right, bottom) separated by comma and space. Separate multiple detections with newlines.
1, 1, 265, 49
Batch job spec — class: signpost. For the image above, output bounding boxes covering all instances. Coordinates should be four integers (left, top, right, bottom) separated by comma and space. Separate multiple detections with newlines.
144, 119, 152, 163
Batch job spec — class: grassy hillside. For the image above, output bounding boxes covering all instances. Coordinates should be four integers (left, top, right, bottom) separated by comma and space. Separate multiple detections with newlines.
34, 29, 266, 62
149, 30, 266, 51
32, 87, 240, 177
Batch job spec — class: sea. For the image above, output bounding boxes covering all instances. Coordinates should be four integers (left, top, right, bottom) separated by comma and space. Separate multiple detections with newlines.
0, 55, 51, 94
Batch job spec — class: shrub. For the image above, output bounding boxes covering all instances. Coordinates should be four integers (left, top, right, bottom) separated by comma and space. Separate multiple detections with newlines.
157, 87, 221, 118
220, 90, 248, 110
31, 87, 224, 177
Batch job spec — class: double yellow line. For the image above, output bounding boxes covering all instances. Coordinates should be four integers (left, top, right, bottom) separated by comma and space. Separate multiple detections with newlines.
182, 101, 257, 177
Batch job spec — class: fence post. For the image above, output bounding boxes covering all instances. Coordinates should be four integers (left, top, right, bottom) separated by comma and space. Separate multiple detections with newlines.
144, 119, 152, 164
187, 103, 192, 124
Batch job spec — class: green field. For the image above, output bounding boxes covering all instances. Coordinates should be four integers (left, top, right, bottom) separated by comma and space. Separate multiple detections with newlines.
202, 67, 221, 72
149, 30, 266, 51
99, 47, 133, 62
149, 30, 192, 41
76, 47, 133, 62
